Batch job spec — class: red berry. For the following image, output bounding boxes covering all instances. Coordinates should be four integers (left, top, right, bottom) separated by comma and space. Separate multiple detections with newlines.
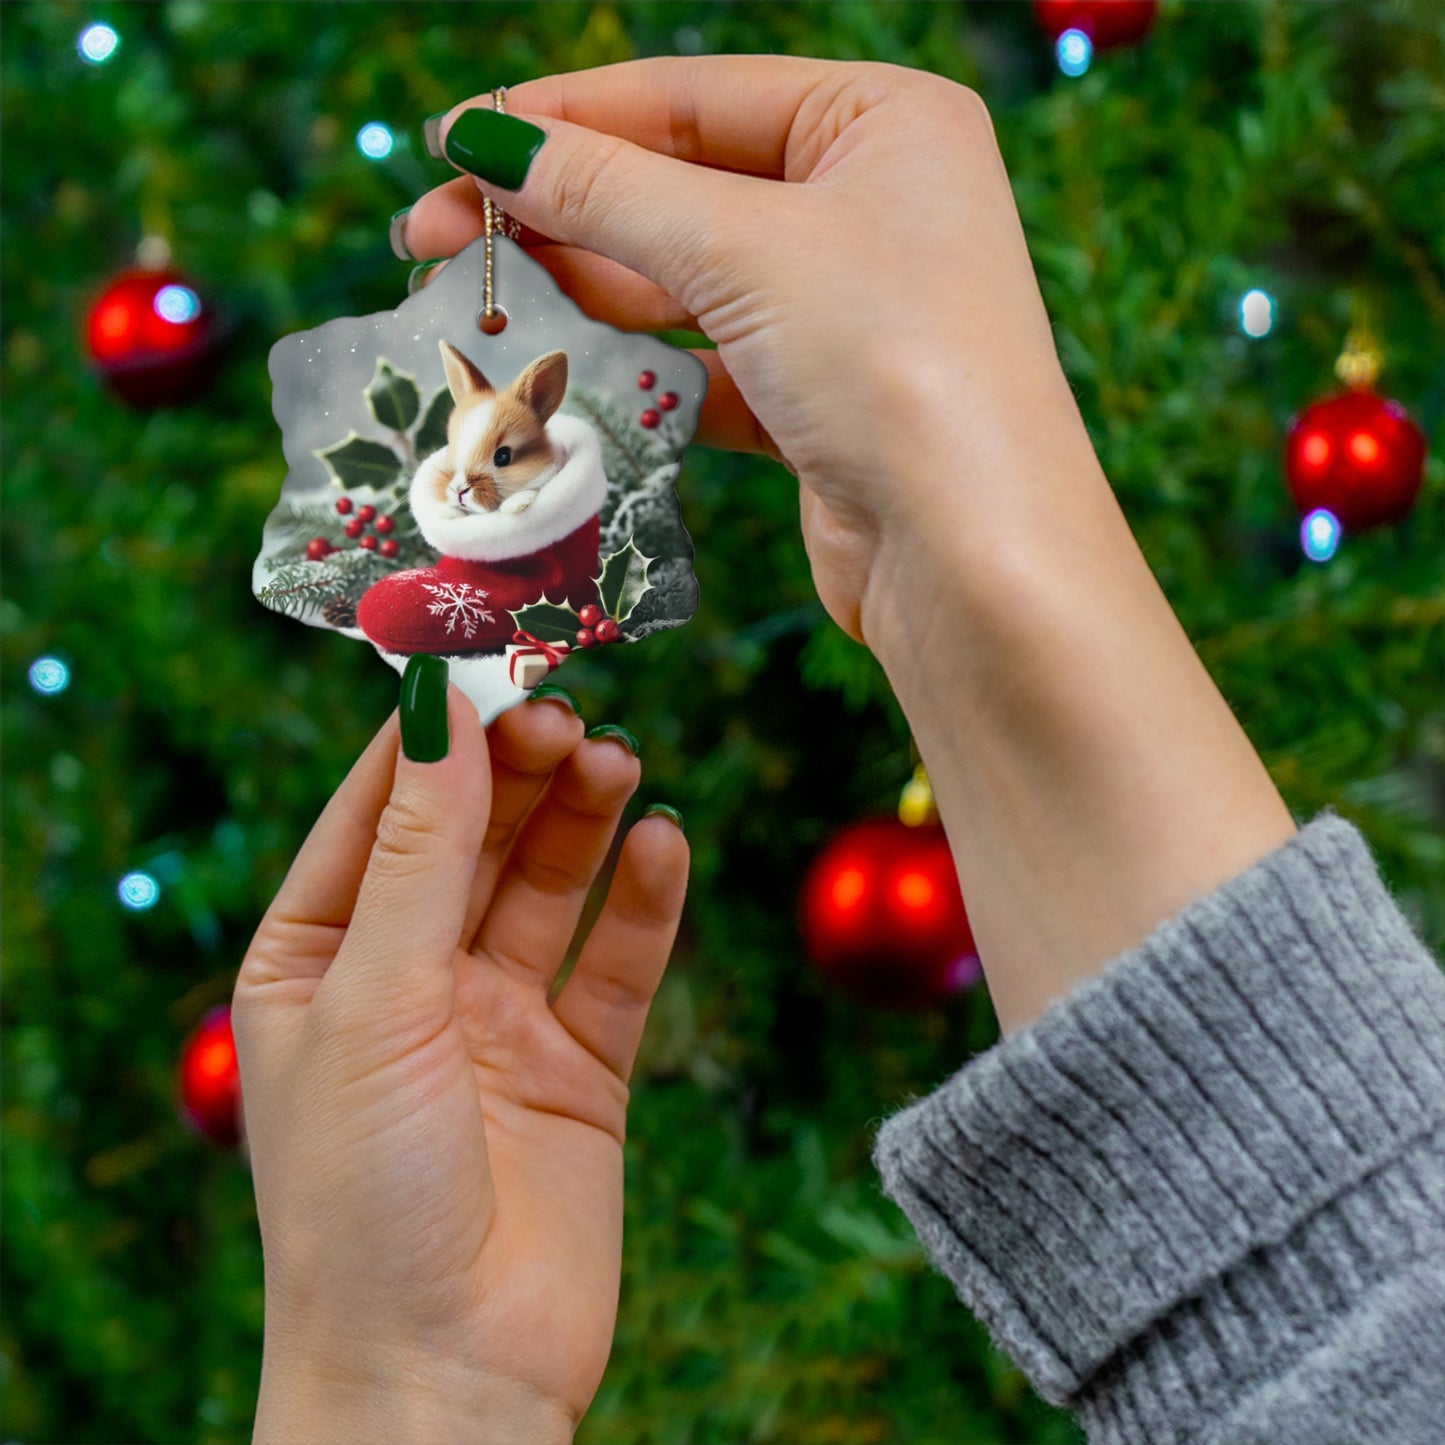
378, 538, 399, 559
358, 534, 378, 551
595, 618, 621, 644
658, 392, 679, 411
357, 505, 377, 523
374, 514, 395, 535
577, 603, 602, 628
638, 370, 656, 390
575, 627, 597, 649
335, 496, 354, 515
639, 409, 660, 429
305, 537, 332, 561
343, 518, 365, 538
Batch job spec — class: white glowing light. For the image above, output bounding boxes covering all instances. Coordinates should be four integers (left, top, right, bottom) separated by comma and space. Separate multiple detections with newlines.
118, 871, 161, 910
1057, 28, 1093, 77
154, 284, 201, 324
78, 23, 120, 64
29, 656, 71, 694
357, 122, 395, 160
1301, 508, 1341, 563
1240, 289, 1274, 338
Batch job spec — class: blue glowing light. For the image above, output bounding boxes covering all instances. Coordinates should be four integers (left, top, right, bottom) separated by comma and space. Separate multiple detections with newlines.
154, 284, 201, 324
78, 22, 120, 64
118, 871, 161, 910
357, 122, 395, 160
1240, 288, 1274, 338
28, 657, 71, 695
1057, 28, 1093, 77
1301, 508, 1341, 563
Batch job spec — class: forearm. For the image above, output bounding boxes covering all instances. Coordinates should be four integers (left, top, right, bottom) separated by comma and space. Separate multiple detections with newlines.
860, 377, 1296, 1033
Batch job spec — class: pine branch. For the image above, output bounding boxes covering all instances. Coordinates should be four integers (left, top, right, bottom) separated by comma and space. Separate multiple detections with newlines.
265, 496, 348, 540
256, 565, 346, 619
568, 391, 652, 485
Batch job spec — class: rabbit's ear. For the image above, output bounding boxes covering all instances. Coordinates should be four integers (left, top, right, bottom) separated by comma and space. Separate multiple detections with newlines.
514, 350, 568, 424
439, 340, 492, 403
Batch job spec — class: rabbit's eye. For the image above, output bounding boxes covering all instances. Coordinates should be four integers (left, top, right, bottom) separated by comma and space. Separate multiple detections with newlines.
493, 446, 512, 468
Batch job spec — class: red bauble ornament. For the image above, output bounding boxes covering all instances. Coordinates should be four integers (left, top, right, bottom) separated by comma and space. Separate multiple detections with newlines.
85, 267, 221, 407
595, 618, 621, 644
1284, 388, 1426, 532
305, 537, 333, 561
800, 818, 980, 1010
639, 409, 661, 429
374, 514, 395, 535
344, 517, 365, 538
178, 1006, 242, 1147
658, 392, 679, 412
335, 496, 355, 515
638, 370, 656, 390
379, 538, 399, 559
1033, 0, 1157, 49
577, 603, 603, 628
576, 627, 597, 648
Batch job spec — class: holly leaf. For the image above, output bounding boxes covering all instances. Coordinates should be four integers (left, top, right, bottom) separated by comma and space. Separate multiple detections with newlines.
364, 359, 420, 432
510, 596, 581, 645
314, 433, 404, 490
596, 538, 654, 624
414, 387, 453, 457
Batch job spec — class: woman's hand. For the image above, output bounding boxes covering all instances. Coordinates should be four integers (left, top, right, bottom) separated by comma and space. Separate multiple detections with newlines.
233, 686, 687, 1443
403, 57, 1295, 1034
402, 56, 1089, 643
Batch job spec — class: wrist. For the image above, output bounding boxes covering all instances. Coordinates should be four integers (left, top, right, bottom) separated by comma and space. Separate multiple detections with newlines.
254, 1340, 575, 1445
855, 384, 1294, 1033
857, 378, 1121, 677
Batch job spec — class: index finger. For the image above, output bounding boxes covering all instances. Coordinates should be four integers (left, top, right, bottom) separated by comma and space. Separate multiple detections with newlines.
491, 55, 850, 180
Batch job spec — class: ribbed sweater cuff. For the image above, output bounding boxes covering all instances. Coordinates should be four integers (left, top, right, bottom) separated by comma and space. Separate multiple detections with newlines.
871, 811, 1445, 1415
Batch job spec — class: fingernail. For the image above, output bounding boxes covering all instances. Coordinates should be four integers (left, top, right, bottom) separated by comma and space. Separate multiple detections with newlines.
585, 723, 639, 756
423, 112, 446, 160
400, 654, 450, 762
407, 259, 448, 296
443, 107, 546, 191
529, 681, 581, 716
388, 206, 413, 261
644, 804, 684, 834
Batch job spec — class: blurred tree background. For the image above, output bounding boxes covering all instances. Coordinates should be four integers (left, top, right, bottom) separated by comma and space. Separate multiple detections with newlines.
2, 2, 1441, 1441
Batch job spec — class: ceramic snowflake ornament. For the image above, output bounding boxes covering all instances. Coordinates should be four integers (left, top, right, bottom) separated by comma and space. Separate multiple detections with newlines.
255, 235, 706, 724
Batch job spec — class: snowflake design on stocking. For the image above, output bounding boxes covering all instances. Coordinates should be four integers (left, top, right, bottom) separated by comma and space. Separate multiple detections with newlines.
422, 580, 496, 640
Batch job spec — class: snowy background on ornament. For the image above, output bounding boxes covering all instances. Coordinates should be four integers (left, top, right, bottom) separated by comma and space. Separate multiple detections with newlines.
271, 236, 703, 495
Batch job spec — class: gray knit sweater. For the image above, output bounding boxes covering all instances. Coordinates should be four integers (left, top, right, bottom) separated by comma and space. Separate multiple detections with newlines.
872, 811, 1445, 1443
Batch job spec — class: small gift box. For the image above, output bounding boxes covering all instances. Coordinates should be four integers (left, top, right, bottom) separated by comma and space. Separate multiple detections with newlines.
508, 630, 571, 689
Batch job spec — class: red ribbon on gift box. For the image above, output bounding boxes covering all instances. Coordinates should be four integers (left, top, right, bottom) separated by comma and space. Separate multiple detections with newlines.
511, 630, 570, 667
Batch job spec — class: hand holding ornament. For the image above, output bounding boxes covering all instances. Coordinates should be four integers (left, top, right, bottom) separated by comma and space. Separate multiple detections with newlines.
408, 55, 1295, 1036
234, 675, 686, 1443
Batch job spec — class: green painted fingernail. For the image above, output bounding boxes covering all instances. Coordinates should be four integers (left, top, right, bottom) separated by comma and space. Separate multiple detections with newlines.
423, 112, 446, 160
585, 723, 639, 756
388, 206, 413, 261
443, 107, 546, 191
400, 654, 449, 762
644, 804, 684, 834
407, 259, 447, 296
529, 682, 581, 716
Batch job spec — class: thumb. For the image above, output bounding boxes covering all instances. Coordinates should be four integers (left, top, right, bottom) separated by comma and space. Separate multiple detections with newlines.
441, 105, 762, 319
327, 659, 489, 1024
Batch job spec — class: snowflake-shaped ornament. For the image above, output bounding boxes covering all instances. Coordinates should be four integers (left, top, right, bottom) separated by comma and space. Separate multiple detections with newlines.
259, 234, 707, 726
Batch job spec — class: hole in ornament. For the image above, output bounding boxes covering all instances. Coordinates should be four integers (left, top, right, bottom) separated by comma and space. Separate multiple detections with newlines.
477, 306, 509, 336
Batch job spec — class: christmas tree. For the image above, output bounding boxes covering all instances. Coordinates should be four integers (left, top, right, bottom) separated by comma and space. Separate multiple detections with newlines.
3, 3, 1440, 1442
